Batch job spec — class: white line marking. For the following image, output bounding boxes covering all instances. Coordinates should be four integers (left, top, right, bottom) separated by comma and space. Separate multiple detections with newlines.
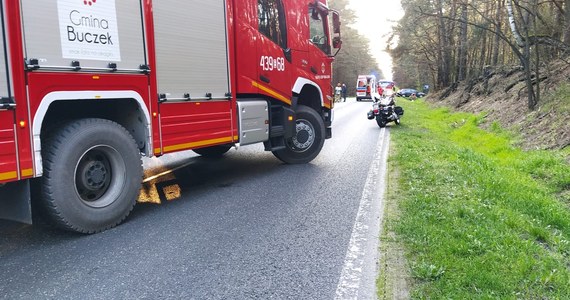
335, 127, 390, 300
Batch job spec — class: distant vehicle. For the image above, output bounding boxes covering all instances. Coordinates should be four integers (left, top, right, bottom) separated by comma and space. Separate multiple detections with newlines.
378, 80, 396, 89
356, 75, 377, 101
397, 88, 425, 98
378, 80, 396, 97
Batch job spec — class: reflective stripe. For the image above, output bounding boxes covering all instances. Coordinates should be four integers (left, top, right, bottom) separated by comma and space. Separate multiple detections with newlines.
0, 171, 17, 181
158, 136, 234, 153
252, 81, 291, 105
21, 168, 33, 177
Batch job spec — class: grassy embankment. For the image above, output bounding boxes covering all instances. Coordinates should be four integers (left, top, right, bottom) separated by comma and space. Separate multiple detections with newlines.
378, 98, 570, 299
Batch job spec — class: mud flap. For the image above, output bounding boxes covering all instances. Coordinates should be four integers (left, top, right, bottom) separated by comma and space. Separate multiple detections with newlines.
0, 180, 32, 224
265, 105, 295, 151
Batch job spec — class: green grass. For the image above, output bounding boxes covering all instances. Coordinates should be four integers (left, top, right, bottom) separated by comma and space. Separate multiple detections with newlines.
379, 98, 570, 299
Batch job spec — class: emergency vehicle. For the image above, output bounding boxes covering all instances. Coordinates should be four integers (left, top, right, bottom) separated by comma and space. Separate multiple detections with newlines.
356, 75, 376, 101
0, 0, 341, 233
378, 80, 396, 97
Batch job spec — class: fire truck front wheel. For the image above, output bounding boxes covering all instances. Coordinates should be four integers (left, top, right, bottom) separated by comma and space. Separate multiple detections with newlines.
40, 118, 143, 233
272, 105, 325, 164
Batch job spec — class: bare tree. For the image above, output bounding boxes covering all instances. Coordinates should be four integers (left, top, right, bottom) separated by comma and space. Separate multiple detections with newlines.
565, 0, 570, 45
394, 0, 570, 110
457, 1, 469, 81
436, 0, 452, 88
492, 0, 505, 65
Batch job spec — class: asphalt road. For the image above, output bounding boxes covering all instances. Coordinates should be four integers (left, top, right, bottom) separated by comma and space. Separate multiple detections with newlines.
0, 98, 391, 300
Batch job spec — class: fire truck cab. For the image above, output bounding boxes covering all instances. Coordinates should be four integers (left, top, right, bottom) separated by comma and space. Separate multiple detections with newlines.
0, 0, 341, 233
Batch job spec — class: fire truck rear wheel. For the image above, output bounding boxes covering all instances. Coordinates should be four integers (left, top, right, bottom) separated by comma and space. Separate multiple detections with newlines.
192, 145, 232, 158
40, 118, 142, 233
272, 105, 325, 164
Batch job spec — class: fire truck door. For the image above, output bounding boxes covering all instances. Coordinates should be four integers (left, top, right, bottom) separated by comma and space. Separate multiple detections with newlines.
0, 4, 17, 183
256, 0, 292, 104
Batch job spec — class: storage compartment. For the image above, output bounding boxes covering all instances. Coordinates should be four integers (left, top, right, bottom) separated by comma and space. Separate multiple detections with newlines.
21, 0, 146, 70
237, 101, 269, 146
153, 0, 230, 101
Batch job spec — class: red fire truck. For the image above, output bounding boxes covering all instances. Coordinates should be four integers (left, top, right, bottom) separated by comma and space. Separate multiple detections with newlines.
0, 0, 341, 233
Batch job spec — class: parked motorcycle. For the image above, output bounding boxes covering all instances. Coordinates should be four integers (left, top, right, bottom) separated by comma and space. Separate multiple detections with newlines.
366, 93, 404, 128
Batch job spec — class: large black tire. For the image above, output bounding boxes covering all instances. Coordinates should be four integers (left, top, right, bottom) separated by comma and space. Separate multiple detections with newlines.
40, 118, 142, 233
272, 105, 325, 164
192, 145, 232, 158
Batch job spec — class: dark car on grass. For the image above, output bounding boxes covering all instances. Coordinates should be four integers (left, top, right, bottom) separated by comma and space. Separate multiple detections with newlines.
397, 88, 425, 98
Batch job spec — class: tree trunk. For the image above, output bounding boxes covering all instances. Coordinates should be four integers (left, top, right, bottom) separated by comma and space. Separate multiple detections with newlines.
458, 2, 468, 81
507, 0, 525, 47
492, 0, 504, 65
436, 0, 451, 87
533, 0, 540, 107
506, 0, 537, 109
479, 33, 487, 75
564, 0, 570, 45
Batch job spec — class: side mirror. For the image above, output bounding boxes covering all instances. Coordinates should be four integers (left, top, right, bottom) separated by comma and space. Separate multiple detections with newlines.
332, 11, 341, 34
333, 37, 342, 49
331, 11, 342, 56
311, 8, 320, 21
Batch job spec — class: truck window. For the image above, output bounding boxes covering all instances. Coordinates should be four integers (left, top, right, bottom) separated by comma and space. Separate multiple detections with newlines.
309, 7, 329, 55
258, 0, 287, 49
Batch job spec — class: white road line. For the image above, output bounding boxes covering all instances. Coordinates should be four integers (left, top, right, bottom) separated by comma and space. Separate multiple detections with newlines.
335, 127, 390, 300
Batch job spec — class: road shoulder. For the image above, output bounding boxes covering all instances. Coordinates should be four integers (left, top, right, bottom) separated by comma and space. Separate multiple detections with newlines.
377, 146, 411, 299
335, 127, 390, 299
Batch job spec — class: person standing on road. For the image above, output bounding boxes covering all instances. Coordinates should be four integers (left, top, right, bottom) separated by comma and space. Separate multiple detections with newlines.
341, 83, 347, 102
335, 82, 342, 103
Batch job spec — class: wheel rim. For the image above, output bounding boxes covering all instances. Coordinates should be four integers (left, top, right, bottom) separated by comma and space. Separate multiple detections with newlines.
74, 145, 126, 208
288, 118, 315, 153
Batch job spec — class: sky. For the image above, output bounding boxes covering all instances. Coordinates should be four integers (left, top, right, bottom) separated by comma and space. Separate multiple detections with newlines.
347, 0, 404, 80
